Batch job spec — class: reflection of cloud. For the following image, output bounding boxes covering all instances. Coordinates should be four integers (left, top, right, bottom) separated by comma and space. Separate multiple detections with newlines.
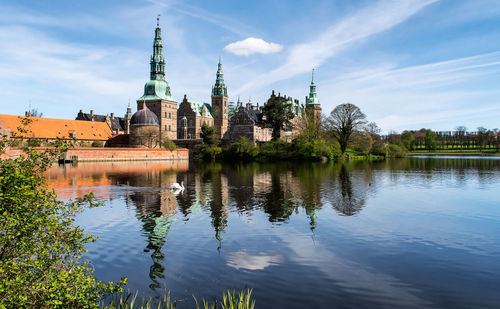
226, 250, 283, 270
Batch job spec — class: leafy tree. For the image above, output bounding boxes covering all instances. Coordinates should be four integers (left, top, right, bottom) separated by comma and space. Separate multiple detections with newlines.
349, 130, 373, 154
297, 108, 321, 140
0, 120, 124, 308
477, 126, 491, 151
262, 95, 295, 141
401, 131, 415, 151
424, 129, 437, 151
227, 136, 257, 160
201, 123, 217, 146
325, 103, 367, 154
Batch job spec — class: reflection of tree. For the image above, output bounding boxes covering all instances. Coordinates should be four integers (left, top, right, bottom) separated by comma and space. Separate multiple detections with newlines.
131, 190, 177, 290
326, 163, 371, 216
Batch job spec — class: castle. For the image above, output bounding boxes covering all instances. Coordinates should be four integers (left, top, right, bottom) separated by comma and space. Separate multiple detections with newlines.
93, 18, 322, 147
0, 18, 321, 148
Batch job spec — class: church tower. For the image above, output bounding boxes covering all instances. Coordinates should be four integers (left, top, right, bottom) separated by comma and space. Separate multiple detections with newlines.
137, 16, 178, 140
305, 69, 322, 123
211, 57, 228, 139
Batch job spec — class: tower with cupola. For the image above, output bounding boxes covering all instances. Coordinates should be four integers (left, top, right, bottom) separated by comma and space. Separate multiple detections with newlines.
211, 57, 229, 139
305, 69, 322, 123
137, 16, 178, 140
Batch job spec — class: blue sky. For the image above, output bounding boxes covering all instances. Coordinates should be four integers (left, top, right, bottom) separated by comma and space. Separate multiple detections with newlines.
1, 0, 500, 132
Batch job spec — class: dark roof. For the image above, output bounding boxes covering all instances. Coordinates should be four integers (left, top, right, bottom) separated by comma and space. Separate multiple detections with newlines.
130, 108, 159, 126
245, 108, 264, 123
76, 111, 125, 131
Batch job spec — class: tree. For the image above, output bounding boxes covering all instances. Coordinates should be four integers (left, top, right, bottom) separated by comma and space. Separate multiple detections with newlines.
0, 120, 124, 308
401, 131, 415, 151
477, 126, 491, 151
349, 130, 373, 154
297, 108, 321, 140
425, 129, 436, 151
201, 123, 217, 146
365, 122, 381, 141
325, 103, 367, 154
262, 95, 295, 141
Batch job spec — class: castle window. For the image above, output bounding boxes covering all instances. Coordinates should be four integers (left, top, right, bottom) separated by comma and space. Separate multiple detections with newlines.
168, 125, 171, 131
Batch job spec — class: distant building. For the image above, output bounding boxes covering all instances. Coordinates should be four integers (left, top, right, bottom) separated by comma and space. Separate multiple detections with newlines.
137, 18, 178, 140
129, 103, 160, 148
177, 94, 214, 139
228, 98, 272, 142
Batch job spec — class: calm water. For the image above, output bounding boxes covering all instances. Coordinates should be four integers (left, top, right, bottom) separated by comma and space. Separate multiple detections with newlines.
46, 158, 500, 309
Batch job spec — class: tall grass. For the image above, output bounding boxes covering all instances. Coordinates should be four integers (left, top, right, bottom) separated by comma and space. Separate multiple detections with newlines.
102, 288, 255, 309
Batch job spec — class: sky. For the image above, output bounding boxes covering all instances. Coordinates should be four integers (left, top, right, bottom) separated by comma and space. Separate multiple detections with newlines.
0, 0, 500, 133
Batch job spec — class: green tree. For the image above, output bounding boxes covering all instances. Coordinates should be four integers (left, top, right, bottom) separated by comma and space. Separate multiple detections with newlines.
401, 131, 415, 151
201, 123, 217, 146
262, 95, 295, 141
325, 103, 367, 154
477, 126, 491, 151
0, 124, 124, 308
424, 129, 437, 152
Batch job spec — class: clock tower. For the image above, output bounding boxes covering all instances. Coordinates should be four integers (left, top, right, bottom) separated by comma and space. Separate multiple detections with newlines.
211, 57, 228, 139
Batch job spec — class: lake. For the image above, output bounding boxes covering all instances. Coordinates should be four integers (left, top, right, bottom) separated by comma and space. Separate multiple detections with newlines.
46, 157, 500, 309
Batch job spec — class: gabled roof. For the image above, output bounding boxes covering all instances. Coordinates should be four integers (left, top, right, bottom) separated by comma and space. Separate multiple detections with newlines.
188, 100, 213, 118
0, 115, 113, 141
76, 112, 125, 131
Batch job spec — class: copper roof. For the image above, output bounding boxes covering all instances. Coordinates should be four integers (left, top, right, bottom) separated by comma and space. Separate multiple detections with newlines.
0, 114, 113, 141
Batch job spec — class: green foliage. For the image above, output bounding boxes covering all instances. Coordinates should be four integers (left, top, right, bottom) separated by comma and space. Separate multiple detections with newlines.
386, 143, 407, 158
103, 290, 176, 309
292, 136, 341, 161
262, 95, 295, 141
401, 131, 415, 151
27, 138, 41, 147
424, 129, 437, 152
0, 121, 124, 308
193, 288, 255, 309
162, 139, 178, 150
348, 131, 373, 154
201, 124, 217, 146
92, 140, 104, 147
226, 137, 258, 161
325, 103, 367, 154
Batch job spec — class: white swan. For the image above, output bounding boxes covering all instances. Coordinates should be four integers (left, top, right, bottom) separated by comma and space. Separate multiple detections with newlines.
171, 181, 184, 190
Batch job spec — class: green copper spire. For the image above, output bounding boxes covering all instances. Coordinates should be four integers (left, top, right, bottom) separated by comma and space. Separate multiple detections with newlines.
138, 16, 173, 101
306, 68, 319, 105
150, 15, 166, 81
211, 56, 227, 97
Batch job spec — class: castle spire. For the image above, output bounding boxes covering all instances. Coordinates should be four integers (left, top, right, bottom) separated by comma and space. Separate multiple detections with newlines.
212, 56, 227, 97
306, 68, 319, 105
150, 16, 166, 81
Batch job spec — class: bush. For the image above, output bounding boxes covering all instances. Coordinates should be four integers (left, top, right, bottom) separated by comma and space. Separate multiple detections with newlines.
163, 139, 178, 150
0, 135, 124, 308
292, 137, 339, 161
226, 137, 258, 161
91, 140, 104, 147
386, 143, 407, 158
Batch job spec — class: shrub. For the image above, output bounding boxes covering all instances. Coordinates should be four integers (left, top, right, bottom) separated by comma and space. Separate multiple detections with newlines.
386, 143, 407, 158
163, 139, 178, 150
227, 137, 257, 161
0, 135, 124, 308
91, 140, 104, 147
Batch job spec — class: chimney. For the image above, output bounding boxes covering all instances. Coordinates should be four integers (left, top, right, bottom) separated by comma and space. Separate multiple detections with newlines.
184, 94, 187, 101
272, 90, 275, 96
246, 103, 251, 109
278, 92, 281, 97
111, 113, 115, 119
79, 109, 83, 114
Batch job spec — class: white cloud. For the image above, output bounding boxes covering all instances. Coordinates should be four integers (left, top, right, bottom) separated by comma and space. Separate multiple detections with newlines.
226, 250, 283, 270
224, 37, 283, 56
235, 0, 437, 93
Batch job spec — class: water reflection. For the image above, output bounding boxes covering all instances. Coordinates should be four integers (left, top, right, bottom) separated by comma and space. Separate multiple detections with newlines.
46, 157, 500, 307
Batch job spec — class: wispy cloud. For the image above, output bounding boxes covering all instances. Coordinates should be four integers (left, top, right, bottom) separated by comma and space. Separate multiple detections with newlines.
224, 37, 283, 56
235, 0, 437, 94
321, 51, 500, 131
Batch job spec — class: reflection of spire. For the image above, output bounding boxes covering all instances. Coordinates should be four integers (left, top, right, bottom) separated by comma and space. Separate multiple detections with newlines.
306, 208, 318, 232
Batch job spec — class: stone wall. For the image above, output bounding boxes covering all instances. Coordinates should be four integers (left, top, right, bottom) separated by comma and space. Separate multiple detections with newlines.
1, 147, 188, 162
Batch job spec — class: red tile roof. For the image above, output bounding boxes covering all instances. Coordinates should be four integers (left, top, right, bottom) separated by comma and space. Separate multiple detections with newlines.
0, 115, 113, 141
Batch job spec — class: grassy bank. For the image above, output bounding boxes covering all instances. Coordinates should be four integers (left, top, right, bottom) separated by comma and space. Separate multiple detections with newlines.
409, 150, 500, 156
